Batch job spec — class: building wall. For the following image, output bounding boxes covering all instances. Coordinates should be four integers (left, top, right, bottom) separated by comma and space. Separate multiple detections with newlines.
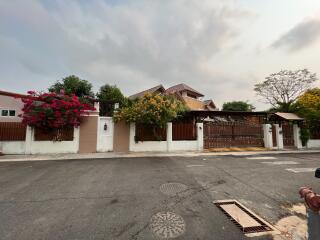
79, 116, 98, 153
307, 140, 320, 148
113, 121, 130, 152
182, 96, 204, 110
0, 95, 23, 122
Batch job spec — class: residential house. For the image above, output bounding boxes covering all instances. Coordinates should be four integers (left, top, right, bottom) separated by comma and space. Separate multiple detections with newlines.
129, 83, 218, 111
0, 90, 25, 122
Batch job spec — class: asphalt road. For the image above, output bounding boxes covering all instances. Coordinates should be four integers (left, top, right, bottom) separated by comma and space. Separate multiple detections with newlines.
0, 153, 319, 240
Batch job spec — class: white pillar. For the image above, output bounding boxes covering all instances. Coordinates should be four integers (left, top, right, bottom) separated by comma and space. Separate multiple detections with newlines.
263, 124, 273, 149
275, 124, 284, 150
167, 122, 172, 152
129, 122, 135, 152
25, 126, 33, 154
197, 123, 204, 151
293, 124, 303, 149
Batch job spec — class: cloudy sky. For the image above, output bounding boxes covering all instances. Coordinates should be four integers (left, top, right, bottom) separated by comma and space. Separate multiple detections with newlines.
1, 0, 320, 109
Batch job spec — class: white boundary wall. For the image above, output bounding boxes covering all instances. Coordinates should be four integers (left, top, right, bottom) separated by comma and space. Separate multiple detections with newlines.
307, 140, 320, 148
0, 126, 80, 154
129, 122, 203, 152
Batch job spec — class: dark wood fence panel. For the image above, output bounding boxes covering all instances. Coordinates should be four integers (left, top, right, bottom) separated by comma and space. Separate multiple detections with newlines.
135, 124, 166, 141
282, 124, 294, 147
172, 122, 197, 141
310, 127, 320, 139
204, 122, 264, 149
34, 127, 74, 141
0, 122, 26, 141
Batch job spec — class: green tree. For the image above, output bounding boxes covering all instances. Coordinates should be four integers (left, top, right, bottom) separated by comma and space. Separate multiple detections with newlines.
113, 93, 188, 128
96, 84, 127, 116
294, 88, 320, 144
222, 101, 255, 112
49, 75, 94, 102
254, 69, 317, 112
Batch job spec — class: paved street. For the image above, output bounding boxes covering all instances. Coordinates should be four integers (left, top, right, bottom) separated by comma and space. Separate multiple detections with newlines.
0, 153, 319, 240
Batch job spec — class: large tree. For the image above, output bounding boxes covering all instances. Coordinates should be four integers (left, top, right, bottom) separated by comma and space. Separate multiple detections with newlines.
222, 101, 255, 112
254, 69, 317, 111
96, 84, 127, 116
113, 93, 188, 128
49, 75, 94, 102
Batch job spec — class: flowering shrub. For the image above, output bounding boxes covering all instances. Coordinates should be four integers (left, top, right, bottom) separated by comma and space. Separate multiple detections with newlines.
113, 93, 188, 128
20, 91, 95, 131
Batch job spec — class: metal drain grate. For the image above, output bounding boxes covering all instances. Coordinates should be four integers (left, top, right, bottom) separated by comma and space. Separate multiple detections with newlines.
214, 200, 273, 234
160, 183, 188, 196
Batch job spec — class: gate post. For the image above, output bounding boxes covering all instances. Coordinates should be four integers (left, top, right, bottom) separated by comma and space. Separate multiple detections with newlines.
197, 123, 204, 151
166, 122, 173, 152
293, 124, 303, 149
263, 124, 273, 149
275, 124, 284, 150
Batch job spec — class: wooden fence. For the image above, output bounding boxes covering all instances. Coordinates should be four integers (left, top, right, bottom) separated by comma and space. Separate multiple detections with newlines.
34, 127, 74, 141
0, 122, 26, 141
310, 127, 320, 139
135, 124, 166, 141
172, 122, 197, 141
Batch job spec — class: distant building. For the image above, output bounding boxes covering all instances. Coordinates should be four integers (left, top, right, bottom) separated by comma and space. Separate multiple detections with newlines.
129, 83, 218, 111
0, 90, 25, 122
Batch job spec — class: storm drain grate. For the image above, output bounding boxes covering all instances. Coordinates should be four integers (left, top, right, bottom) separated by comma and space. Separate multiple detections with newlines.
214, 200, 273, 234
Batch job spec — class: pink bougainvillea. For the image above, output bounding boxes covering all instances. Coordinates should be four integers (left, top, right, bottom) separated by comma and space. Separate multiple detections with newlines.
19, 91, 95, 130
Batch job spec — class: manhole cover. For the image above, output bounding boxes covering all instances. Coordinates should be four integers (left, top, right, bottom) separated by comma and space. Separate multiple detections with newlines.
150, 212, 186, 239
159, 183, 188, 196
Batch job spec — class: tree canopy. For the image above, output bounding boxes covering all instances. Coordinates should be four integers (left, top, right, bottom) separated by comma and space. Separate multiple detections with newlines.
96, 84, 127, 116
49, 75, 94, 102
222, 101, 255, 112
254, 69, 317, 111
113, 93, 188, 127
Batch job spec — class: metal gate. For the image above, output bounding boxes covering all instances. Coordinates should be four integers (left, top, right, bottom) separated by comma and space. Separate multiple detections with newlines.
282, 124, 294, 147
204, 122, 264, 149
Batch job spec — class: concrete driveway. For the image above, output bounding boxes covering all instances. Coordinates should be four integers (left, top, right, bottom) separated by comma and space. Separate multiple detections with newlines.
0, 153, 319, 240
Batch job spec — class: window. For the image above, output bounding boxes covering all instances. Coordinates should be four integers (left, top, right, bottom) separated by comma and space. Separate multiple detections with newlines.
9, 110, 16, 116
1, 110, 8, 116
1, 109, 16, 117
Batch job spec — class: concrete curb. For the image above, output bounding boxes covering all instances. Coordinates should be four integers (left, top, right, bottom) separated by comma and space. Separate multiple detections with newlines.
0, 149, 320, 162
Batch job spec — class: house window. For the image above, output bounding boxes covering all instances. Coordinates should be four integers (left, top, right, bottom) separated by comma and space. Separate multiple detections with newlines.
1, 109, 16, 117
1, 110, 8, 116
9, 110, 16, 116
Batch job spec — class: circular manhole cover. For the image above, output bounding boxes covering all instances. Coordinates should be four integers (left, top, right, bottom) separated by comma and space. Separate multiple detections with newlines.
150, 212, 186, 239
159, 183, 188, 196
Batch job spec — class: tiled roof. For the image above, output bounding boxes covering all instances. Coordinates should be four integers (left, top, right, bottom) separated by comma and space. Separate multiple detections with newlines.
275, 112, 304, 120
0, 90, 28, 98
128, 85, 165, 100
165, 83, 204, 97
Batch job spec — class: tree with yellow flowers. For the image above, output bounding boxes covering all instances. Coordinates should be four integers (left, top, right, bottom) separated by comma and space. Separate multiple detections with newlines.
113, 93, 188, 128
295, 88, 320, 144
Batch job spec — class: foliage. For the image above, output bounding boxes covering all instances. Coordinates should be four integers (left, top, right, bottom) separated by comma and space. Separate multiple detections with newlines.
294, 88, 320, 143
20, 91, 95, 131
96, 84, 127, 116
113, 93, 188, 127
254, 69, 317, 111
48, 75, 94, 103
300, 127, 311, 146
222, 101, 255, 112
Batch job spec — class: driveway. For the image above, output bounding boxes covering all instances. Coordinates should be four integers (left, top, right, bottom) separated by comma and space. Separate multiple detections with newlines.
0, 153, 319, 240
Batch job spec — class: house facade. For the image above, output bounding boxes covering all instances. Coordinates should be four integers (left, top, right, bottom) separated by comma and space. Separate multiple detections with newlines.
0, 90, 25, 122
129, 83, 218, 111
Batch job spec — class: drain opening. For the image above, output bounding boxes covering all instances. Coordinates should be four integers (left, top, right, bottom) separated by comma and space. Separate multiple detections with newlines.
214, 200, 273, 234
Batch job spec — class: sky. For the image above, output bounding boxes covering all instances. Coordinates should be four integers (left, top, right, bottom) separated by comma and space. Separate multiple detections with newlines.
1, 0, 320, 110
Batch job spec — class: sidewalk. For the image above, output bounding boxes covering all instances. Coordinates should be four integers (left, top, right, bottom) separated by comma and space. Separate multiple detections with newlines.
1, 149, 320, 162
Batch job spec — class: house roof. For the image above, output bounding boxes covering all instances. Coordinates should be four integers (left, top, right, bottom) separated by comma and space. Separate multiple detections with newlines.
274, 112, 304, 121
165, 83, 204, 97
0, 90, 28, 98
203, 99, 217, 109
128, 85, 165, 100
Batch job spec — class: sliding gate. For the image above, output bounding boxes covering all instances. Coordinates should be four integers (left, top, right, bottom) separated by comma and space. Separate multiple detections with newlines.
204, 122, 264, 149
